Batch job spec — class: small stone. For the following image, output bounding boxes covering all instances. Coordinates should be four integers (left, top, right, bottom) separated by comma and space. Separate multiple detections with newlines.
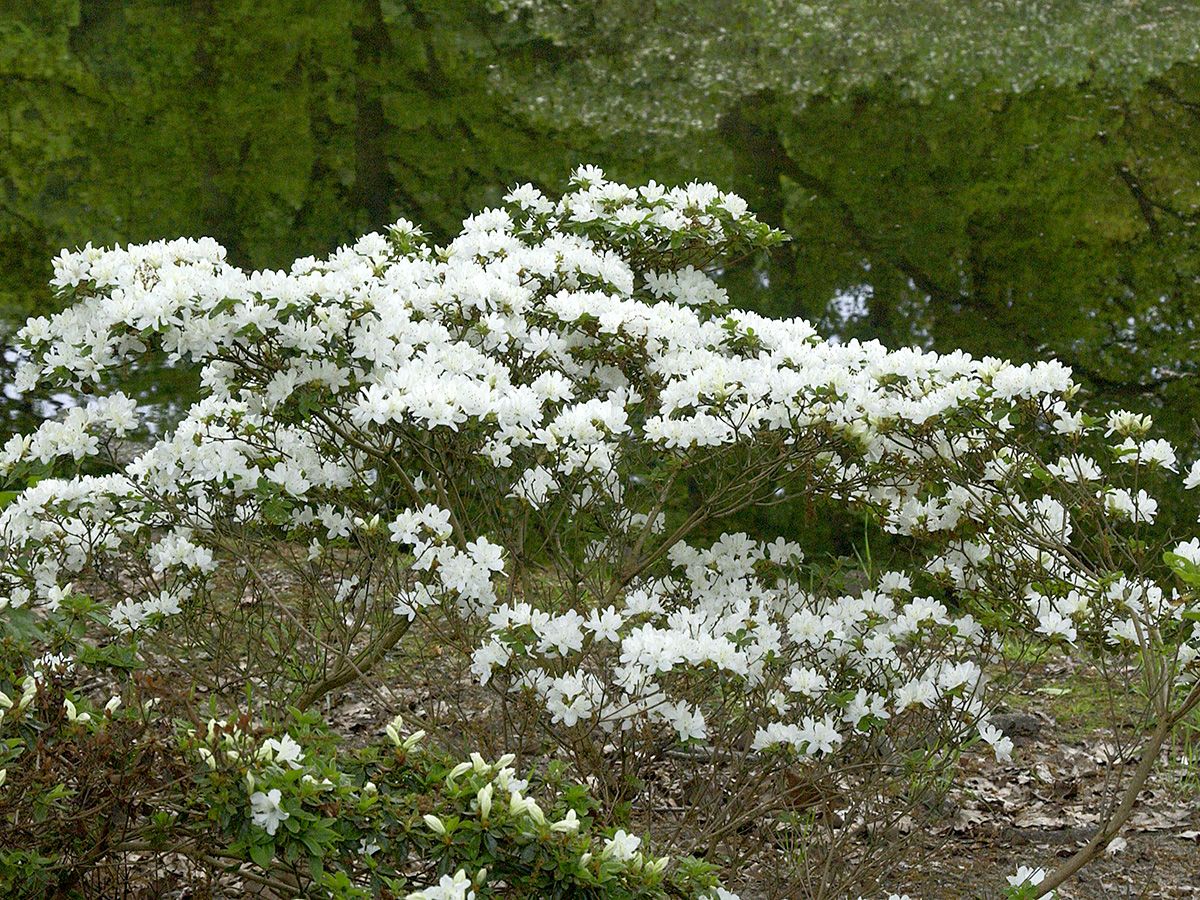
990, 712, 1042, 745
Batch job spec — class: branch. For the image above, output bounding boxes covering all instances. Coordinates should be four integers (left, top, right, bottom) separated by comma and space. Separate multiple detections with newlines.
1036, 678, 1200, 896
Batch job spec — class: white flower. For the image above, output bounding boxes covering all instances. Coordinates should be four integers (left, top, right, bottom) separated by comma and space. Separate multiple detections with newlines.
406, 868, 476, 900
262, 734, 304, 768
979, 722, 1014, 763
1172, 539, 1200, 567
249, 788, 289, 836
602, 829, 641, 862
584, 606, 623, 642
1006, 865, 1052, 896
1185, 459, 1200, 489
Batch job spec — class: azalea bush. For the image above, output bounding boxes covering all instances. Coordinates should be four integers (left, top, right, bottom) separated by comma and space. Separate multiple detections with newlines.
0, 668, 719, 899
1, 167, 1199, 897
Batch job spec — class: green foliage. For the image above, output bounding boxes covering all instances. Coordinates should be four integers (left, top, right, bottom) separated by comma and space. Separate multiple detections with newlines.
0, 572, 722, 897
0, 645, 724, 898
494, 0, 1200, 131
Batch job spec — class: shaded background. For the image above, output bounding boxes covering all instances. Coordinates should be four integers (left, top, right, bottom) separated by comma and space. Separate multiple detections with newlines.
1, 0, 1197, 462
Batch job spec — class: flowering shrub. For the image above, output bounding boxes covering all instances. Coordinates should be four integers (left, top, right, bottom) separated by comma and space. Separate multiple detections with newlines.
2, 166, 1199, 896
0, 667, 723, 898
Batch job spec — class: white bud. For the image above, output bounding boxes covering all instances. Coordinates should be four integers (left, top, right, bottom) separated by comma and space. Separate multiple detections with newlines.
477, 782, 494, 821
521, 797, 545, 826
423, 814, 446, 835
550, 809, 579, 833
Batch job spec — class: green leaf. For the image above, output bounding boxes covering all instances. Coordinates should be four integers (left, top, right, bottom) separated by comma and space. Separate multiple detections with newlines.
249, 842, 274, 869
1164, 551, 1200, 588
77, 642, 142, 671
1, 606, 46, 642
300, 832, 325, 857
262, 497, 293, 526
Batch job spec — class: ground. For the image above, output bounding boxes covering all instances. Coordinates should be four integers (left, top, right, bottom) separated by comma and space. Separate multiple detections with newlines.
890, 656, 1200, 899
343, 645, 1200, 899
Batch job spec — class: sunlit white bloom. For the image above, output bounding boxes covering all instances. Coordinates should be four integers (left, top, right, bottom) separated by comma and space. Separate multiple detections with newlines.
249, 788, 289, 835
979, 722, 1014, 763
602, 828, 641, 862
405, 868, 475, 900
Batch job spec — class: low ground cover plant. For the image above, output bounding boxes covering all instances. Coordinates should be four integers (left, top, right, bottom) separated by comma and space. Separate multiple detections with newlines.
1, 168, 1197, 897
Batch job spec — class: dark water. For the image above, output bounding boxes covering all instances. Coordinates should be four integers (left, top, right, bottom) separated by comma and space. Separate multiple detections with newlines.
1, 3, 1196, 452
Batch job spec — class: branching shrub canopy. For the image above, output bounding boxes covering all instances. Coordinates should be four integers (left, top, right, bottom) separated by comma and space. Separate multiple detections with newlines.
1, 168, 1198, 898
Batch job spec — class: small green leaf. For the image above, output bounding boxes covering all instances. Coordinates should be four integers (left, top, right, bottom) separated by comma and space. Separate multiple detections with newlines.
249, 842, 274, 869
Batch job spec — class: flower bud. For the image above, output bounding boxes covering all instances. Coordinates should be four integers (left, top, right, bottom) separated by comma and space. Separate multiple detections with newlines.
476, 782, 494, 821
385, 720, 402, 747
402, 729, 426, 750
550, 809, 579, 833
18, 677, 36, 710
64, 698, 91, 723
422, 814, 446, 835
524, 798, 545, 826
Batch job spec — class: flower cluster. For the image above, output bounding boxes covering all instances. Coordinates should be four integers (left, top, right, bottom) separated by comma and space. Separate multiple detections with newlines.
479, 533, 1011, 764
2, 167, 1198, 897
